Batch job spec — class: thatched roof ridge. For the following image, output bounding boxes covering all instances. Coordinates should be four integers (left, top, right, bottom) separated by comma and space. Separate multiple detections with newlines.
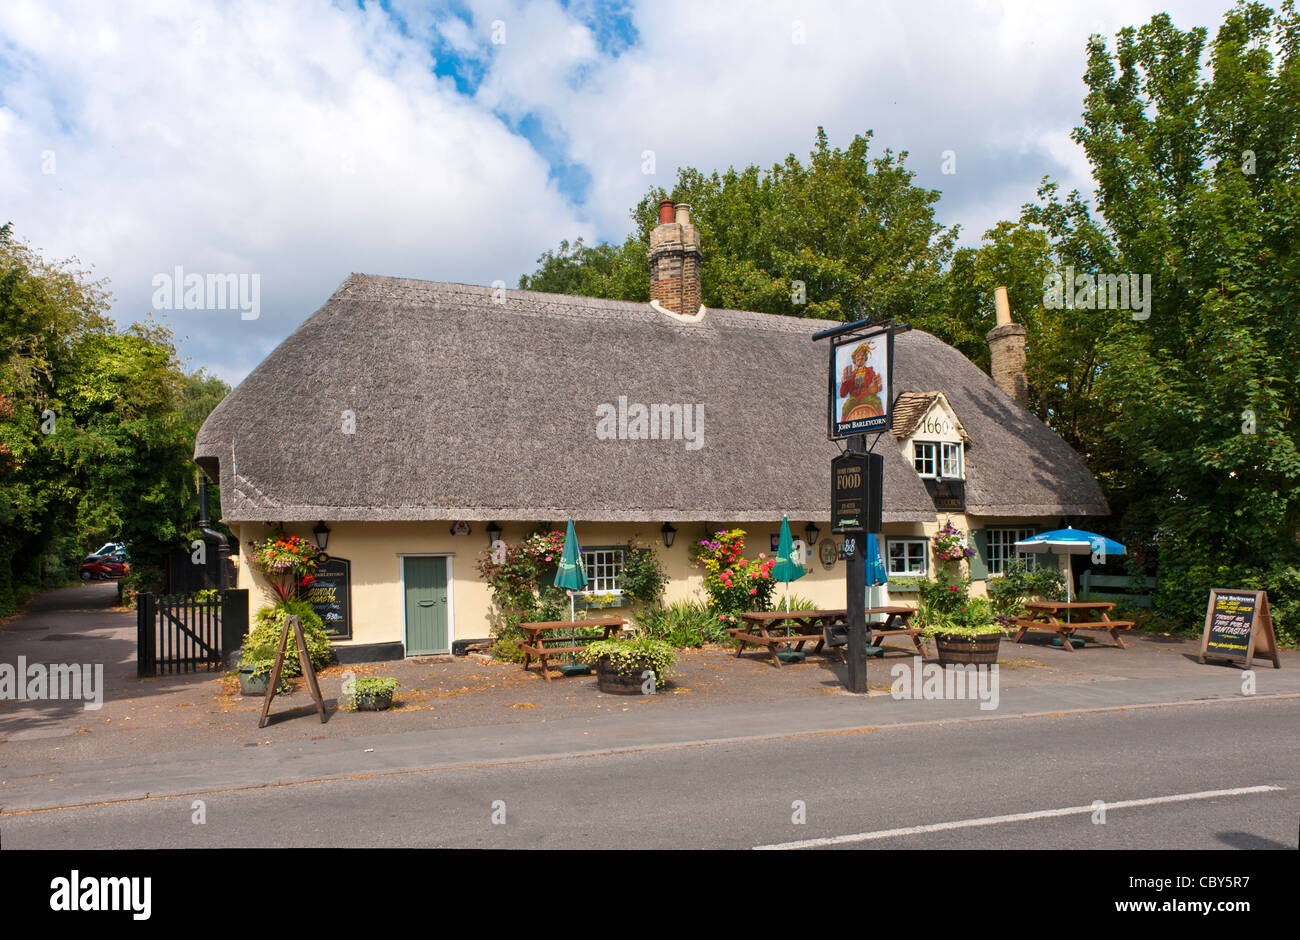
195, 274, 1107, 523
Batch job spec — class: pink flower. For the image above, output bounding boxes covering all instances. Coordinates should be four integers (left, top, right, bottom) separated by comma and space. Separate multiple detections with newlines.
750, 588, 757, 595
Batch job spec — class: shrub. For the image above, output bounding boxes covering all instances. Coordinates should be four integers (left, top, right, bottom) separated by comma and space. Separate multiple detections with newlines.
690, 529, 777, 623
580, 636, 676, 685
987, 560, 1066, 620
241, 599, 333, 686
636, 599, 730, 648
620, 544, 668, 607
913, 568, 1006, 640
345, 676, 399, 710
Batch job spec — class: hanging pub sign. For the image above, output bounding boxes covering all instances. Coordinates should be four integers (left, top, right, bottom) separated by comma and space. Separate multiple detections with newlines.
831, 452, 883, 534
301, 555, 353, 640
828, 327, 893, 439
1199, 589, 1280, 669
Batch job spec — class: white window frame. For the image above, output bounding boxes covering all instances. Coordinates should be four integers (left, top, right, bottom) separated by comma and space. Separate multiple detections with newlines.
987, 527, 1039, 577
886, 538, 929, 577
580, 547, 626, 594
940, 441, 963, 479
913, 441, 937, 478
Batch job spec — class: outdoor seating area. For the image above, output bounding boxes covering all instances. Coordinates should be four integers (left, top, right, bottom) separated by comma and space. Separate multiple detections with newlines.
518, 616, 627, 681
729, 606, 923, 668
1011, 601, 1134, 651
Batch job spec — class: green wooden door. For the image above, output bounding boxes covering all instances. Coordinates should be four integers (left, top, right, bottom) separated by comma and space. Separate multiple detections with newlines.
404, 556, 449, 655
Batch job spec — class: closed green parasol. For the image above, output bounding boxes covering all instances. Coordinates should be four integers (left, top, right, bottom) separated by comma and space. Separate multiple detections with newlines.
553, 519, 590, 675
771, 516, 807, 662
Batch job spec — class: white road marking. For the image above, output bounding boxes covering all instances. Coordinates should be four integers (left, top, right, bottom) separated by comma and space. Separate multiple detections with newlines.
753, 785, 1286, 850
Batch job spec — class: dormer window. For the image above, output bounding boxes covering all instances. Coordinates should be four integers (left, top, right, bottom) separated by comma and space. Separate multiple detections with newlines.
913, 440, 963, 479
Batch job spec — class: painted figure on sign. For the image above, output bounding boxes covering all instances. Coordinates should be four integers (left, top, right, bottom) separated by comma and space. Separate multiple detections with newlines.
838, 340, 883, 422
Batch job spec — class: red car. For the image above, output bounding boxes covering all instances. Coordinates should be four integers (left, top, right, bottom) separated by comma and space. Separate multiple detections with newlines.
80, 555, 130, 581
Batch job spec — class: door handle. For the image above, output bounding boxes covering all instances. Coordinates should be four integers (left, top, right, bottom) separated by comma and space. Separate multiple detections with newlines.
418, 600, 436, 607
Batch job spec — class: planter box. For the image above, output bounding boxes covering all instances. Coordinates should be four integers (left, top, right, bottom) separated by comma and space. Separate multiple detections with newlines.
575, 595, 628, 611
933, 633, 1000, 666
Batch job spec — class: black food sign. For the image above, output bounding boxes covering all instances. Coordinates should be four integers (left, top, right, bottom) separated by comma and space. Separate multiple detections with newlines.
832, 452, 883, 534
302, 556, 352, 639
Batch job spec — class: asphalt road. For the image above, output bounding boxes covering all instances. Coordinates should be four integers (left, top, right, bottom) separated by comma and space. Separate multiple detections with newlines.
4, 697, 1296, 850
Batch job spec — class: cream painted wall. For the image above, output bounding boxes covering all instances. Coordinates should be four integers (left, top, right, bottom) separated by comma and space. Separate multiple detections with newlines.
234, 515, 1060, 654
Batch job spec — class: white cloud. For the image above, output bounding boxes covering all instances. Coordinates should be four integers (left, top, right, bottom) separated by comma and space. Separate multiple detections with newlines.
0, 0, 1235, 383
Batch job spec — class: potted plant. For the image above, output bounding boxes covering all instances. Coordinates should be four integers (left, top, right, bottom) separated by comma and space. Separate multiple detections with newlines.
236, 600, 333, 694
914, 571, 1007, 666
237, 658, 275, 696
580, 636, 676, 694
346, 677, 399, 711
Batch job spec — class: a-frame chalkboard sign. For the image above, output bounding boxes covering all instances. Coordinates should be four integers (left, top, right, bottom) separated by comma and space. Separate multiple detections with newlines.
258, 614, 328, 727
1198, 589, 1281, 669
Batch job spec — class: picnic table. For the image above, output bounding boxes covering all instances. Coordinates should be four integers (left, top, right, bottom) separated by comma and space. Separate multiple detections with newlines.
731, 607, 922, 668
518, 617, 626, 681
863, 606, 924, 657
1010, 601, 1134, 651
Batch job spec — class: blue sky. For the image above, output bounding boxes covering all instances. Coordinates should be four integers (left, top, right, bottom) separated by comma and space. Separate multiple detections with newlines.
0, 0, 1237, 384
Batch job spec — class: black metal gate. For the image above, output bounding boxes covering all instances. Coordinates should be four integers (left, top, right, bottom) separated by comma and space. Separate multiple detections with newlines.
136, 589, 248, 677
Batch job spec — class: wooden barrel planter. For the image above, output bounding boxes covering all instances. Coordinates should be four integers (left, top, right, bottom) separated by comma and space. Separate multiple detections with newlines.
594, 656, 660, 695
353, 689, 395, 711
933, 633, 1001, 666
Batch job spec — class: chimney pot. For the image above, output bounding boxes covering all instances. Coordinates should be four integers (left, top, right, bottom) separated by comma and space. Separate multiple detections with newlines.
994, 285, 1012, 326
987, 286, 1028, 407
648, 200, 703, 317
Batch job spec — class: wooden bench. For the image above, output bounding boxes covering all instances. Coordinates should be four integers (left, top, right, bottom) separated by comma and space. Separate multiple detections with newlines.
518, 617, 626, 681
1012, 602, 1134, 650
731, 611, 848, 668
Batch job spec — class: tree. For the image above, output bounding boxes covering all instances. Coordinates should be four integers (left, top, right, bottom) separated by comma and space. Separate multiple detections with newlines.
520, 128, 958, 323
0, 225, 230, 611
1074, 2, 1300, 631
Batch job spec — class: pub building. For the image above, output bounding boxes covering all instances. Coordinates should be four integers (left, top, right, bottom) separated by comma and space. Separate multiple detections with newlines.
195, 201, 1107, 662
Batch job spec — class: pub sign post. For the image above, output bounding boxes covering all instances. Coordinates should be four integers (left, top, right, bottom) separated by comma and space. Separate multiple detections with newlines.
815, 318, 899, 694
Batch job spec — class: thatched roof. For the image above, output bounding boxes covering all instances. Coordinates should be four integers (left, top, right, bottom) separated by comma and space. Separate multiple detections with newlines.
195, 275, 1108, 524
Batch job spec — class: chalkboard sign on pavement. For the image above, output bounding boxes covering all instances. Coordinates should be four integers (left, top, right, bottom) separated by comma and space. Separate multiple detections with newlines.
1199, 589, 1280, 669
301, 556, 352, 640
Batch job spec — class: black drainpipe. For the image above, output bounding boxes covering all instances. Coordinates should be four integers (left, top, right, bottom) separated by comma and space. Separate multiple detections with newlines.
198, 478, 232, 589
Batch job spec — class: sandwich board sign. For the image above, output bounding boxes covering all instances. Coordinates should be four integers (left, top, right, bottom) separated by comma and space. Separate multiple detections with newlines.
1198, 589, 1280, 669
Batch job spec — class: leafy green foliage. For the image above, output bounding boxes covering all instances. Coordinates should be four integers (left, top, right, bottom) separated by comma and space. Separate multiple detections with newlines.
476, 529, 569, 658
1069, 3, 1300, 636
240, 601, 333, 690
520, 128, 956, 322
0, 225, 229, 612
689, 529, 778, 628
580, 635, 676, 684
987, 560, 1067, 621
619, 544, 667, 607
913, 568, 1007, 640
635, 599, 730, 648
345, 676, 399, 710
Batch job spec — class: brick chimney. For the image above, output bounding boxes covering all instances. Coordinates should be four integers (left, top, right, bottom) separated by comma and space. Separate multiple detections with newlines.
648, 199, 703, 316
987, 285, 1029, 406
